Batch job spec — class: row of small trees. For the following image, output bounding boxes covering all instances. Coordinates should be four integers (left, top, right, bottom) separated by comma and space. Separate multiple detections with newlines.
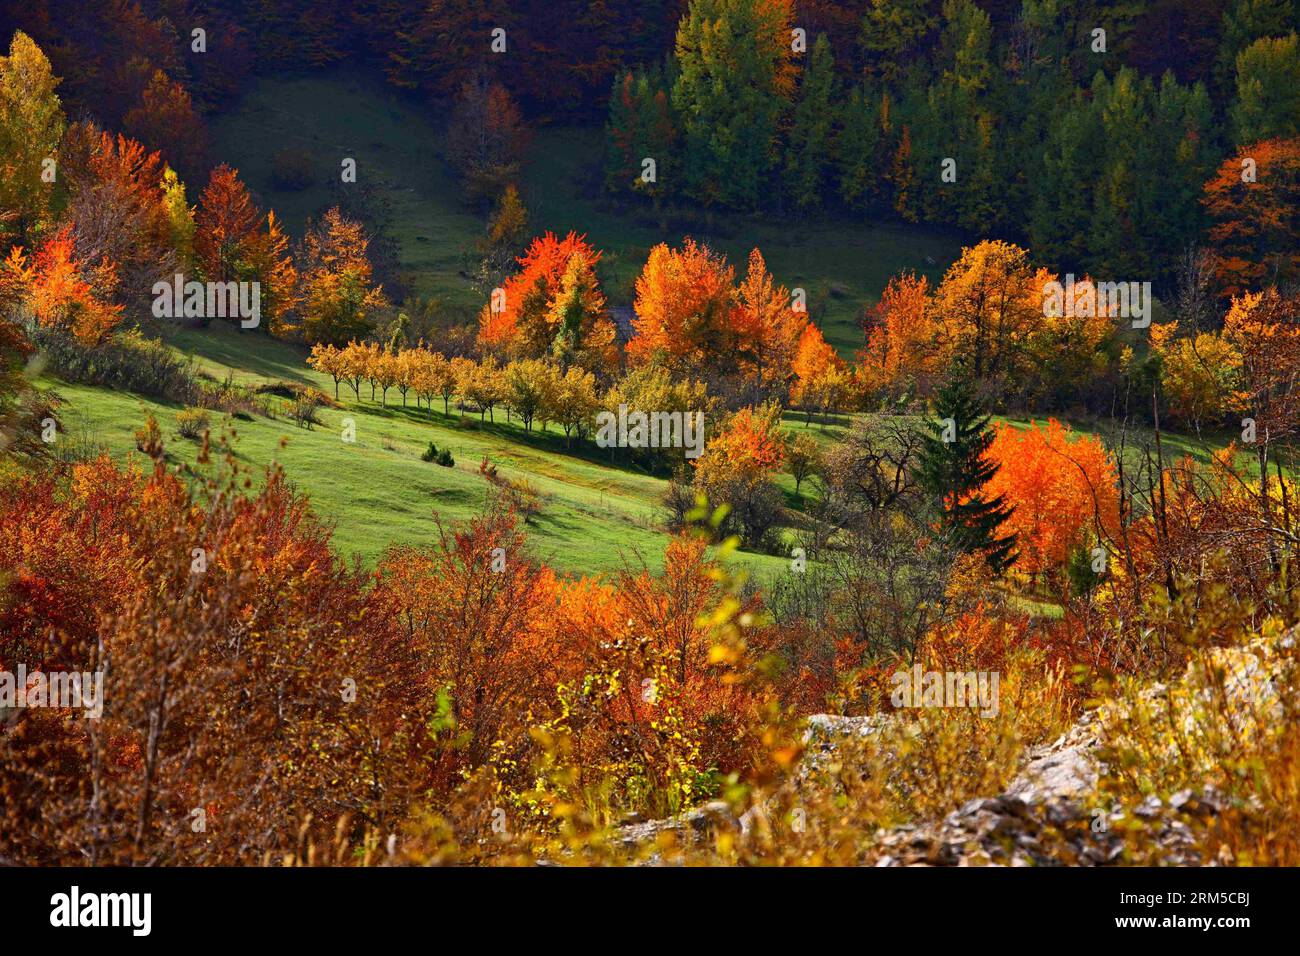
309, 334, 866, 468
309, 341, 602, 444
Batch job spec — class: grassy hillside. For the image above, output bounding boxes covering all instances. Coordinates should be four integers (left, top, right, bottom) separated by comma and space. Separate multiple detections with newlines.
209, 70, 963, 356
43, 320, 1245, 584
40, 322, 796, 578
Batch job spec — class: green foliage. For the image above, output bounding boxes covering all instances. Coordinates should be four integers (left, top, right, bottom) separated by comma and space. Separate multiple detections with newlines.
860, 0, 934, 87
672, 0, 792, 209
1217, 0, 1298, 91
917, 377, 1017, 574
1027, 66, 1216, 280
1065, 541, 1104, 597
1231, 33, 1300, 144
835, 84, 883, 211
784, 34, 835, 211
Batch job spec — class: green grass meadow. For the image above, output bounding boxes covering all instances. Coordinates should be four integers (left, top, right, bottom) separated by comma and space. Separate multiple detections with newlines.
40, 322, 801, 577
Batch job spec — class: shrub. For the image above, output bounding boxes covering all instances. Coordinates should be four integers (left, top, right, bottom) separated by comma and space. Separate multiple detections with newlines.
436, 448, 455, 467
421, 441, 438, 462
31, 325, 201, 404
290, 392, 321, 428
134, 413, 162, 456
176, 407, 211, 439
0, 456, 426, 865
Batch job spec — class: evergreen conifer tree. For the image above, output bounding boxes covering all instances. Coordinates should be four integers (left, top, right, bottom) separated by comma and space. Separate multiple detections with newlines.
918, 377, 1017, 573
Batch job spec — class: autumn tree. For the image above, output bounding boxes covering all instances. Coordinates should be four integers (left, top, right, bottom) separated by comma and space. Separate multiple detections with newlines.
297, 207, 387, 346
307, 341, 345, 399
446, 74, 530, 201
983, 420, 1120, 582
160, 166, 196, 271
856, 272, 939, 398
192, 165, 297, 331
1149, 321, 1245, 428
547, 365, 600, 445
628, 238, 736, 375
193, 164, 259, 283
477, 182, 528, 286
605, 365, 713, 468
121, 68, 210, 182
932, 240, 1042, 392
372, 506, 558, 788
786, 431, 821, 496
459, 355, 506, 422
0, 452, 426, 865
547, 249, 614, 372
503, 358, 556, 432
1022, 269, 1120, 410
1203, 137, 1300, 296
372, 347, 403, 407
480, 231, 615, 373
430, 351, 459, 415
58, 123, 175, 303
1223, 288, 1300, 552
0, 31, 64, 243
541, 533, 757, 802
338, 340, 376, 400
691, 402, 787, 546
245, 210, 299, 336
8, 228, 123, 344
791, 322, 850, 422
732, 248, 806, 398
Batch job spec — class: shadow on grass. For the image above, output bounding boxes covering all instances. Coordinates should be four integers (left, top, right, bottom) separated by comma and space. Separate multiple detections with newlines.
157, 322, 317, 387
361, 401, 687, 480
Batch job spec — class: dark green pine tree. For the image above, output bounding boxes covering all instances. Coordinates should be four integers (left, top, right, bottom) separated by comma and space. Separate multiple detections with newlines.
917, 377, 1018, 574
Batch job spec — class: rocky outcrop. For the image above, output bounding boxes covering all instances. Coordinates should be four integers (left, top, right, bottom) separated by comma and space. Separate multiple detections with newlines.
613, 627, 1293, 864
613, 800, 739, 852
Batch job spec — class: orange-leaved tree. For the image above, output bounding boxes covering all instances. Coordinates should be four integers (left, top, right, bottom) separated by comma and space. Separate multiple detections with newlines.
627, 238, 735, 374
478, 231, 615, 372
6, 227, 124, 344
932, 239, 1042, 389
983, 419, 1120, 580
731, 248, 806, 396
692, 402, 787, 546
791, 321, 851, 422
856, 271, 938, 398
1202, 138, 1300, 297
297, 207, 386, 345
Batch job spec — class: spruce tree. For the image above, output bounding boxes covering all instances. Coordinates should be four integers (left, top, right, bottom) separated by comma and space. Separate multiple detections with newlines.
784, 33, 835, 212
835, 83, 881, 211
917, 377, 1017, 573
